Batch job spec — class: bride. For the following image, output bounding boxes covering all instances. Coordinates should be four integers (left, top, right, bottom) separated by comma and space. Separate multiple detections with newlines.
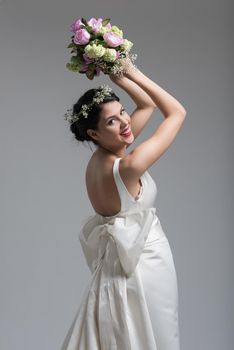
62, 59, 186, 350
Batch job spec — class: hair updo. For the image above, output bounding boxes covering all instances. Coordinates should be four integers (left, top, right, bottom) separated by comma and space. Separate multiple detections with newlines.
70, 87, 120, 146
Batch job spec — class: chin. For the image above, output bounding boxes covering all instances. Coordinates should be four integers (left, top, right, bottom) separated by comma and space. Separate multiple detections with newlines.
128, 133, 135, 143
121, 137, 134, 146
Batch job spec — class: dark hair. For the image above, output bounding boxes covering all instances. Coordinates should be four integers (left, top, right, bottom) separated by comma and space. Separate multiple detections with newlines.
70, 87, 120, 146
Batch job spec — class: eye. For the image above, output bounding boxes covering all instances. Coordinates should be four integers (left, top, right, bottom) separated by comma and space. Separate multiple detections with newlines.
108, 118, 116, 125
107, 109, 126, 125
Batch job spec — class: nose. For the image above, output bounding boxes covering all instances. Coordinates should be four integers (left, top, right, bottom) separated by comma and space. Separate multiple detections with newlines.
120, 115, 129, 127
120, 120, 129, 132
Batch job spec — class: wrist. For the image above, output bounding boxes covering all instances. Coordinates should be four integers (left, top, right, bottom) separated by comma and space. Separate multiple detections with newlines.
124, 65, 140, 80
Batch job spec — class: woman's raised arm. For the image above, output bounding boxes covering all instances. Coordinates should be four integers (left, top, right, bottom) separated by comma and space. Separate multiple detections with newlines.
109, 73, 157, 139
125, 66, 186, 117
116, 65, 187, 177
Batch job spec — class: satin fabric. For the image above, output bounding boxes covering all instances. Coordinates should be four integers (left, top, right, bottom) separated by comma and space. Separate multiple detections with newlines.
60, 158, 180, 350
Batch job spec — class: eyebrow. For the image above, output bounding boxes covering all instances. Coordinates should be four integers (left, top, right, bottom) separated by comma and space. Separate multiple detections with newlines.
105, 105, 124, 121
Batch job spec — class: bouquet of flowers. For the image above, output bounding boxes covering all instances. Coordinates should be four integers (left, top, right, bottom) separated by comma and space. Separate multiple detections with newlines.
66, 17, 137, 80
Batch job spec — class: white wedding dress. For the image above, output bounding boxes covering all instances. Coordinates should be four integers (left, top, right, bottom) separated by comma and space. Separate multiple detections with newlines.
60, 157, 180, 350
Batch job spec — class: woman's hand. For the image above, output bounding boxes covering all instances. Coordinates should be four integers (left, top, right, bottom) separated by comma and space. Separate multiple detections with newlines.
109, 56, 137, 84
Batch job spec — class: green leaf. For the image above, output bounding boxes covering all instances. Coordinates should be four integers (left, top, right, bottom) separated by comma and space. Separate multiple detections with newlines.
67, 42, 77, 48
102, 18, 110, 27
85, 25, 94, 33
81, 17, 88, 26
66, 56, 83, 71
86, 70, 95, 80
66, 62, 80, 72
90, 38, 105, 46
74, 45, 84, 53
97, 39, 105, 45
70, 55, 83, 65
94, 32, 104, 39
89, 63, 96, 70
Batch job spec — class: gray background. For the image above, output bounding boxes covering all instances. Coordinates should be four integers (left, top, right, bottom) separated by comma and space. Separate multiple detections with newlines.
0, 0, 233, 349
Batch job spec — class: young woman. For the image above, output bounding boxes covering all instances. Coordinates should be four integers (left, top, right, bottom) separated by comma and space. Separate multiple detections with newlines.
61, 61, 186, 350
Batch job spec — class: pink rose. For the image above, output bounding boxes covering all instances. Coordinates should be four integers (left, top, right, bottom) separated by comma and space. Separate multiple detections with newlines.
70, 19, 83, 33
103, 32, 124, 47
83, 53, 94, 64
105, 22, 112, 29
87, 17, 102, 33
74, 28, 91, 45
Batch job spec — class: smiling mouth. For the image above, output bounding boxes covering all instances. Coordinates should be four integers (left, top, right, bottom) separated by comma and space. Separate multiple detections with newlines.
120, 127, 132, 136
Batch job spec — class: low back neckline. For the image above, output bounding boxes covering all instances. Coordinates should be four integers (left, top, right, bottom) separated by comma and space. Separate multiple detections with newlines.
95, 157, 146, 218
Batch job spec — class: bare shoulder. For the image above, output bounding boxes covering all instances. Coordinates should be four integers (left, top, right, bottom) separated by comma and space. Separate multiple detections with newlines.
86, 151, 138, 185
86, 151, 115, 178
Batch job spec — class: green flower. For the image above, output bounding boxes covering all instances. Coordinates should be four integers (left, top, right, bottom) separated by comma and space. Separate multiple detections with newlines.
111, 25, 123, 38
84, 44, 106, 59
96, 26, 109, 35
103, 48, 117, 62
120, 39, 133, 52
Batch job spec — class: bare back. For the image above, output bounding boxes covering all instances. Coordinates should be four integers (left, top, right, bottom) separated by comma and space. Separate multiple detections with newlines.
86, 151, 142, 217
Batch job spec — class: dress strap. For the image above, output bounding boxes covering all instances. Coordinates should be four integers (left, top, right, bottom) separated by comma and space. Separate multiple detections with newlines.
113, 157, 132, 211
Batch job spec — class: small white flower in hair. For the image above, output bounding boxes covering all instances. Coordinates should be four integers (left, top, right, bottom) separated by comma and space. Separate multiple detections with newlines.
63, 84, 112, 125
